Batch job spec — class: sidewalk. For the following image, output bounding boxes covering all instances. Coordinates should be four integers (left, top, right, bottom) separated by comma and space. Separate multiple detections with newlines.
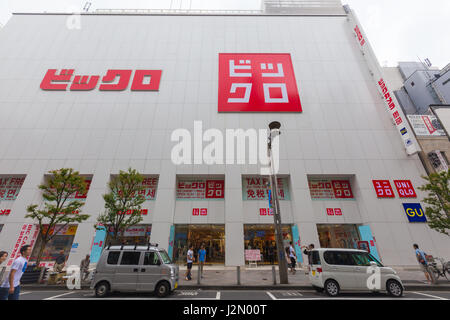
22, 265, 450, 292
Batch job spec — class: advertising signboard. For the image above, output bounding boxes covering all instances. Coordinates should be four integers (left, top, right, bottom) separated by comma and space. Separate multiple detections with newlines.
0, 176, 26, 201
176, 178, 224, 200
243, 176, 290, 200
372, 180, 395, 198
308, 178, 354, 200
407, 115, 445, 136
402, 203, 427, 223
219, 53, 301, 112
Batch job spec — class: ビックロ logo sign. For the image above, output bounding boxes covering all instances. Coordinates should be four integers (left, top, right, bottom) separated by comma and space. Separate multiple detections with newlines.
40, 69, 162, 91
218, 54, 301, 112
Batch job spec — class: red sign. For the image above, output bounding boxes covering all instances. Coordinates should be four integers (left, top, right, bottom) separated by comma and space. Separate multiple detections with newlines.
393, 180, 417, 198
326, 208, 343, 216
117, 209, 148, 215
259, 208, 274, 216
372, 180, 395, 198
177, 179, 224, 200
218, 53, 301, 112
7, 224, 39, 267
192, 208, 207, 216
0, 176, 25, 201
40, 69, 162, 91
354, 25, 366, 46
308, 179, 354, 199
0, 209, 11, 215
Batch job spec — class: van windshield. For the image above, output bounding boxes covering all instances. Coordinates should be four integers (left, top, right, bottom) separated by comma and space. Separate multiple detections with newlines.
159, 250, 172, 264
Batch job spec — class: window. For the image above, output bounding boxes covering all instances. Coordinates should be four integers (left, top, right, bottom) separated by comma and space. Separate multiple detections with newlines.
311, 251, 321, 265
351, 252, 372, 266
324, 251, 355, 266
159, 250, 172, 264
120, 252, 141, 265
143, 252, 160, 265
107, 251, 121, 265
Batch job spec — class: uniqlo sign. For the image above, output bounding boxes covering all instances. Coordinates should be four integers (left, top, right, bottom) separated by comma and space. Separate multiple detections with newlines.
372, 180, 395, 198
218, 54, 301, 112
394, 180, 417, 198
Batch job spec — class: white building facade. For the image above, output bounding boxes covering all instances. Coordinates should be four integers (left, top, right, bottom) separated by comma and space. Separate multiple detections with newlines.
0, 3, 449, 269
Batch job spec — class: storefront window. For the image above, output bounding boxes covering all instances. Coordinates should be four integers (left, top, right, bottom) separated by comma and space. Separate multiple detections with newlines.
106, 225, 152, 245
244, 224, 293, 265
30, 225, 78, 266
173, 225, 225, 264
317, 224, 360, 249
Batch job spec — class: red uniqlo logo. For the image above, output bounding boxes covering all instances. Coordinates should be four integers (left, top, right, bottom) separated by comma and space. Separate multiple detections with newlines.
218, 54, 301, 112
260, 208, 267, 216
200, 208, 207, 216
393, 180, 417, 198
372, 180, 395, 198
326, 208, 334, 216
334, 208, 342, 216
192, 208, 200, 216
331, 180, 353, 199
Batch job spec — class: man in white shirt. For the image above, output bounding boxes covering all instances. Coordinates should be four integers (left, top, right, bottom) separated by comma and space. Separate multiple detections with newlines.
0, 245, 31, 300
289, 242, 297, 275
185, 245, 195, 281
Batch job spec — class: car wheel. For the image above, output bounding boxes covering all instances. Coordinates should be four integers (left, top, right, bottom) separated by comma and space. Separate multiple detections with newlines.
312, 285, 324, 293
324, 280, 340, 297
155, 281, 170, 298
95, 282, 110, 298
386, 280, 403, 297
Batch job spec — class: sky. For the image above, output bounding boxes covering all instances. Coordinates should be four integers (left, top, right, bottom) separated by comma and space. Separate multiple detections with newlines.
0, 0, 449, 68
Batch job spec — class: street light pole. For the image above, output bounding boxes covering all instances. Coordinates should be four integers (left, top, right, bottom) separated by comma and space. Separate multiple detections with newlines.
268, 121, 289, 284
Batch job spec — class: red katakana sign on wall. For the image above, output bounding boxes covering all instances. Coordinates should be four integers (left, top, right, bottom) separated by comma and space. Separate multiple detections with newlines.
218, 53, 301, 112
372, 180, 395, 198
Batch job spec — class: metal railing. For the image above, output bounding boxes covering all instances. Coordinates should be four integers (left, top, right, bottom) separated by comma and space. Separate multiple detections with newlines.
95, 8, 263, 15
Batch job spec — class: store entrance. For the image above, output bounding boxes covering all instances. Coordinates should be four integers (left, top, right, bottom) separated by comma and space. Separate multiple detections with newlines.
317, 224, 360, 249
244, 224, 293, 265
173, 225, 225, 265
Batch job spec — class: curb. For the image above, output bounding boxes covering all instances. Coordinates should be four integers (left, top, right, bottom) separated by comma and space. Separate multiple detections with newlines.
22, 284, 450, 292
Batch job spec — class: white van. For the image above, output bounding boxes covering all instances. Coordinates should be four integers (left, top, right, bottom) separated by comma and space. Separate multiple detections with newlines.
308, 248, 404, 297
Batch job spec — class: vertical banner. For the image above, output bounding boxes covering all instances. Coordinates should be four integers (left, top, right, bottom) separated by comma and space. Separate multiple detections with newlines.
90, 227, 106, 264
291, 224, 303, 263
358, 225, 381, 262
345, 6, 419, 155
168, 225, 175, 260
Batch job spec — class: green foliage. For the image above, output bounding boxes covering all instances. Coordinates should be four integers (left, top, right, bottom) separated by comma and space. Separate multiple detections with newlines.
26, 168, 90, 266
418, 170, 450, 236
96, 168, 145, 243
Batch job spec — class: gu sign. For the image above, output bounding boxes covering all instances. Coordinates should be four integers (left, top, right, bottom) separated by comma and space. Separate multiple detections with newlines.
218, 54, 302, 112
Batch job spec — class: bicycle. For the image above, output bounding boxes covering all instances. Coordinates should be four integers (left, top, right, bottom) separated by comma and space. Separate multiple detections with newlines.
425, 255, 450, 283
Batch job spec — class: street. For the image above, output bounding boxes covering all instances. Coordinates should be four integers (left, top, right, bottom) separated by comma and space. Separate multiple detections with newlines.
18, 289, 450, 300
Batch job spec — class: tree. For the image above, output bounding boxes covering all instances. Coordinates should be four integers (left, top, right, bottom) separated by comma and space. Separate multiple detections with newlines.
418, 170, 450, 236
26, 168, 90, 267
96, 168, 146, 244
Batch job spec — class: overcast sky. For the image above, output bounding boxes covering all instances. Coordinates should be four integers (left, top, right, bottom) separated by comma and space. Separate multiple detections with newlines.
0, 0, 449, 68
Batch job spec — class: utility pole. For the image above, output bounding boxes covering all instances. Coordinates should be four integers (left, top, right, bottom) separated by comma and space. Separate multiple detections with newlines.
268, 121, 289, 284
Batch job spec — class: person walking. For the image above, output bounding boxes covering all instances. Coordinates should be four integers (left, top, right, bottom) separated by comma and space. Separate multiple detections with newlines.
413, 244, 433, 284
0, 245, 31, 300
80, 254, 90, 282
198, 244, 206, 279
185, 245, 195, 281
268, 243, 275, 265
0, 251, 8, 286
53, 250, 67, 273
288, 242, 297, 274
302, 244, 315, 265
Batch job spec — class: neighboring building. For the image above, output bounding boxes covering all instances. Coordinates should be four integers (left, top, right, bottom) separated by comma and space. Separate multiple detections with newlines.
0, 0, 448, 269
384, 62, 450, 175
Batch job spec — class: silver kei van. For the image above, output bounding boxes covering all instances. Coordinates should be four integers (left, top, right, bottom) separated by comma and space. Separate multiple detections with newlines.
91, 244, 179, 298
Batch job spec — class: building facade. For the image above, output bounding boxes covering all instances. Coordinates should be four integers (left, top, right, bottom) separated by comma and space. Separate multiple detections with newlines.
0, 2, 449, 269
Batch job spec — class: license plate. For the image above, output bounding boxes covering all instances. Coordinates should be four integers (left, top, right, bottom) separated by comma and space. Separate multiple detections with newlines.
312, 271, 316, 276
175, 282, 178, 289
